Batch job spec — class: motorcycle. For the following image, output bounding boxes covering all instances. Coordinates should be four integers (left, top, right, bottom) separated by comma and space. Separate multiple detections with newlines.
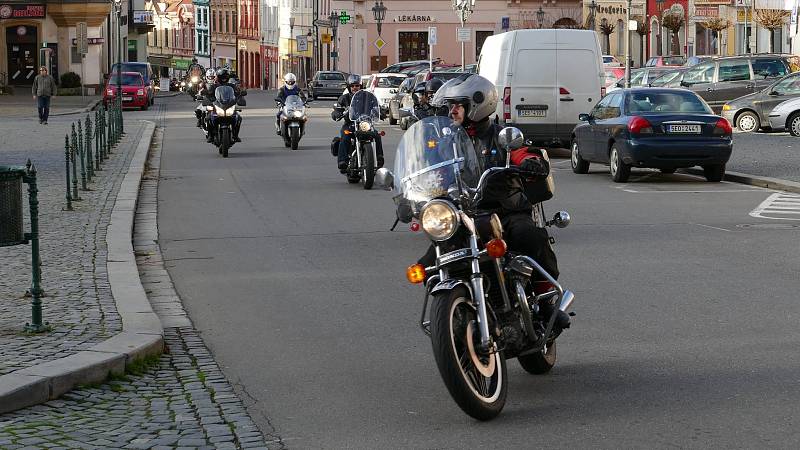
375, 117, 574, 421
276, 95, 310, 150
203, 86, 246, 158
334, 90, 383, 189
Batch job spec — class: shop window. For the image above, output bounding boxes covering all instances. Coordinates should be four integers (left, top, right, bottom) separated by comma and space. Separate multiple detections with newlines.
399, 32, 429, 62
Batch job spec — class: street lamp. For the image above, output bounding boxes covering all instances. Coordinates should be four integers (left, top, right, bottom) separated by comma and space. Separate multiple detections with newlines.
536, 6, 545, 29
289, 16, 295, 78
452, 0, 476, 70
587, 0, 597, 30
114, 0, 123, 133
371, 1, 387, 70
329, 11, 339, 71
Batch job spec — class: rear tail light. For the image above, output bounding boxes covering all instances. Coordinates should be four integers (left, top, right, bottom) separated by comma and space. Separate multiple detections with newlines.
503, 87, 511, 124
559, 87, 570, 95
628, 116, 654, 134
714, 118, 732, 136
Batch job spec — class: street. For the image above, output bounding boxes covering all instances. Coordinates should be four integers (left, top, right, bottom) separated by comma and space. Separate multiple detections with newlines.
151, 91, 800, 448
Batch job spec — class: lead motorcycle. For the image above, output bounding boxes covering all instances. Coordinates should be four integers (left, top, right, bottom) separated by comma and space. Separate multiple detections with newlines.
276, 94, 310, 150
204, 85, 245, 157
375, 116, 575, 421
333, 89, 383, 189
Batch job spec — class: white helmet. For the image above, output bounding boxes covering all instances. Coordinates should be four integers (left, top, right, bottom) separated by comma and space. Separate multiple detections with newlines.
284, 73, 297, 88
205, 68, 216, 83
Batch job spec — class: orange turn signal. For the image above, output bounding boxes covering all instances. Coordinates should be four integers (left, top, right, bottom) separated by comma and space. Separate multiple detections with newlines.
344, 129, 352, 135
406, 263, 426, 284
379, 131, 386, 136
486, 239, 507, 259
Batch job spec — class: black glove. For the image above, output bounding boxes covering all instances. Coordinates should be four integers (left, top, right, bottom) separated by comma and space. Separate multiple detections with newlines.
519, 157, 550, 177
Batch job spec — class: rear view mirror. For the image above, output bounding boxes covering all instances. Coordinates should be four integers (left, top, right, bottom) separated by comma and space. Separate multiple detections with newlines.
375, 168, 394, 191
769, 90, 780, 96
240, 89, 248, 96
578, 113, 591, 122
399, 108, 412, 118
237, 98, 247, 107
498, 127, 524, 151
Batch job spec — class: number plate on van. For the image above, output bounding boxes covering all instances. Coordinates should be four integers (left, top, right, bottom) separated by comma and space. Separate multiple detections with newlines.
519, 109, 546, 117
667, 124, 701, 134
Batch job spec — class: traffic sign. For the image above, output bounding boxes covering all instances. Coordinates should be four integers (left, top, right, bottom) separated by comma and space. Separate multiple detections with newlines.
339, 12, 351, 24
297, 36, 308, 52
76, 22, 88, 55
321, 33, 332, 44
374, 37, 386, 51
313, 19, 331, 27
501, 16, 510, 30
428, 27, 437, 45
457, 27, 471, 42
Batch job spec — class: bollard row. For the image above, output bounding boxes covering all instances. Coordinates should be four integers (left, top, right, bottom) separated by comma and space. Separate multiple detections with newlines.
63, 99, 125, 209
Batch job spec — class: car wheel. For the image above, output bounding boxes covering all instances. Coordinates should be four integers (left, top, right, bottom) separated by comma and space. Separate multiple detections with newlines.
788, 113, 800, 137
570, 140, 589, 174
736, 111, 760, 133
703, 164, 725, 182
609, 145, 630, 183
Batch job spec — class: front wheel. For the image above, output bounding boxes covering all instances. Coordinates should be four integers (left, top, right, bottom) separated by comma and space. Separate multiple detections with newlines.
361, 142, 375, 190
290, 127, 300, 150
736, 111, 760, 133
220, 128, 230, 158
703, 164, 725, 182
430, 287, 507, 421
788, 112, 800, 137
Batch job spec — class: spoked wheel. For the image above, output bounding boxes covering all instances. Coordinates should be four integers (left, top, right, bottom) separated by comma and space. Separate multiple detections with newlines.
361, 143, 375, 190
736, 111, 760, 133
430, 287, 507, 421
788, 113, 800, 137
518, 341, 557, 374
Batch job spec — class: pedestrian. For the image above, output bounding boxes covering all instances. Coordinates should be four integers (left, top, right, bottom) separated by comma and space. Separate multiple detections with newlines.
32, 66, 57, 125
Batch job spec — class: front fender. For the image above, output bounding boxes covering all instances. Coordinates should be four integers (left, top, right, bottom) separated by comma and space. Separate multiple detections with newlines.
430, 279, 473, 298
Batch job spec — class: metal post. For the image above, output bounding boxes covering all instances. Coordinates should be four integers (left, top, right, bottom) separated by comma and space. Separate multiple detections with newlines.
624, 0, 631, 88
64, 135, 72, 211
73, 124, 87, 190
23, 161, 48, 333
460, 14, 466, 71
70, 133, 80, 201
78, 120, 89, 183
85, 115, 94, 178
116, 1, 123, 135
94, 110, 102, 170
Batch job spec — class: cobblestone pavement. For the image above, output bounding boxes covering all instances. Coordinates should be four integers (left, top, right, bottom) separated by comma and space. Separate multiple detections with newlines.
0, 120, 275, 450
0, 110, 153, 374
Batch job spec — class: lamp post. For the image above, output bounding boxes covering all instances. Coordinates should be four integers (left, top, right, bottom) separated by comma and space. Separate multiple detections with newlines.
289, 16, 295, 78
624, 0, 631, 88
536, 6, 545, 28
329, 11, 339, 71
114, 0, 123, 133
453, 0, 476, 71
371, 1, 387, 71
588, 0, 597, 30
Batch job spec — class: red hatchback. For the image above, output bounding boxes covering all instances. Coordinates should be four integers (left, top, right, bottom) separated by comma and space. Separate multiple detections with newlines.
104, 71, 149, 110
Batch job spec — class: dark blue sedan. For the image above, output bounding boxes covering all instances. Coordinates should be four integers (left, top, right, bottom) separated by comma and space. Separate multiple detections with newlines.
570, 88, 733, 183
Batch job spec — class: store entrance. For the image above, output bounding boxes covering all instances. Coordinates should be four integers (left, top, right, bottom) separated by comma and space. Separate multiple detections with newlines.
6, 25, 38, 85
399, 31, 428, 62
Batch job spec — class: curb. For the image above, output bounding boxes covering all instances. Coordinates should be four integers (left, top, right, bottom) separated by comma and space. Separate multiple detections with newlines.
49, 99, 103, 117
682, 168, 800, 195
156, 91, 182, 98
0, 120, 163, 415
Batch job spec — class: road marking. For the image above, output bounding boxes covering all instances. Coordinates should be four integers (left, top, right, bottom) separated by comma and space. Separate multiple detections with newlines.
693, 223, 736, 232
750, 192, 800, 221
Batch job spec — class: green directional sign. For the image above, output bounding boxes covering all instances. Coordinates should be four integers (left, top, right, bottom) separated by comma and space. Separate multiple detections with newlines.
339, 12, 350, 24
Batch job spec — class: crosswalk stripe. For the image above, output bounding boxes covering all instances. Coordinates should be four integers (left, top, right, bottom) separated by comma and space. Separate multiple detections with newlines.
750, 193, 800, 221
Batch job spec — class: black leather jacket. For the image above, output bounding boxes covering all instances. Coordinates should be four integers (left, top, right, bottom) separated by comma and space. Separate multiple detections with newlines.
336, 91, 356, 124
205, 82, 241, 102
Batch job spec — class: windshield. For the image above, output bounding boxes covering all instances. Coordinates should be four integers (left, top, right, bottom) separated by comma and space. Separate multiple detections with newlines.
284, 95, 305, 108
376, 76, 406, 88
393, 116, 481, 204
319, 72, 345, 81
649, 70, 683, 87
215, 85, 236, 104
109, 74, 143, 86
349, 90, 380, 122
625, 91, 712, 114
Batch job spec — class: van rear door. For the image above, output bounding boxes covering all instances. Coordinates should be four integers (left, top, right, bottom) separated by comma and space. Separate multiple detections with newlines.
512, 31, 559, 141
555, 45, 603, 139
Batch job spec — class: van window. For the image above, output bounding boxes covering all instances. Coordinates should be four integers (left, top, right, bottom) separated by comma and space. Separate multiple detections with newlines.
376, 76, 405, 88
752, 59, 788, 78
683, 63, 714, 85
718, 60, 751, 82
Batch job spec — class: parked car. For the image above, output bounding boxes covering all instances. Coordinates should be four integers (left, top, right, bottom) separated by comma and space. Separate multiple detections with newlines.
110, 62, 156, 106
365, 73, 407, 119
388, 77, 416, 125
380, 59, 442, 73
309, 71, 347, 99
413, 70, 464, 86
679, 55, 798, 111
478, 29, 604, 147
767, 96, 800, 136
603, 67, 625, 90
721, 71, 800, 132
603, 55, 622, 67
685, 56, 714, 67
570, 88, 732, 183
647, 68, 688, 87
608, 67, 678, 93
645, 55, 687, 67
103, 71, 150, 110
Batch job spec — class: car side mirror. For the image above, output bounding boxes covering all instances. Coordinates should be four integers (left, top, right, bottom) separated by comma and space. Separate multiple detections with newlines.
769, 90, 780, 96
579, 113, 592, 122
375, 168, 394, 191
680, 80, 690, 87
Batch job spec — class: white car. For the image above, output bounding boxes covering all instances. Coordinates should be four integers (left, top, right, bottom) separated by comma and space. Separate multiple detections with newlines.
603, 55, 623, 67
767, 96, 800, 136
365, 73, 408, 119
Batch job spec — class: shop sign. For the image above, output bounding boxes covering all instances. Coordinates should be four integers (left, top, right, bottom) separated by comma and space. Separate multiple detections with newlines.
395, 15, 435, 23
133, 10, 154, 24
172, 58, 190, 70
695, 0, 731, 4
71, 37, 105, 45
0, 4, 46, 19
694, 5, 720, 19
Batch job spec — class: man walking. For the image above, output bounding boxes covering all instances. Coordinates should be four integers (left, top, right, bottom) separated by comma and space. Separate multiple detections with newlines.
32, 66, 57, 124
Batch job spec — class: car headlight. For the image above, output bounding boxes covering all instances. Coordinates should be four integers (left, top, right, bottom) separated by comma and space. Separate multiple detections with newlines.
225, 106, 236, 116
293, 110, 303, 118
214, 105, 226, 116
359, 121, 373, 132
722, 104, 731, 111
421, 200, 460, 241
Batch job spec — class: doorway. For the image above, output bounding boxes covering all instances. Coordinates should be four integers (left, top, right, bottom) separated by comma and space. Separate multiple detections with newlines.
6, 25, 38, 85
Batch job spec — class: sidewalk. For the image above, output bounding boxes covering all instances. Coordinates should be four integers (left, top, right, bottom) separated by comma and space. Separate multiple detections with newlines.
0, 90, 101, 119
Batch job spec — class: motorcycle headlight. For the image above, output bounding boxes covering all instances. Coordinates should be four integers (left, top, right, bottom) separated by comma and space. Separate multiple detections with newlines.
206, 105, 214, 111
225, 106, 236, 115
181, 81, 186, 86
214, 105, 226, 116
293, 110, 303, 118
359, 121, 373, 132
191, 76, 199, 83
421, 200, 460, 241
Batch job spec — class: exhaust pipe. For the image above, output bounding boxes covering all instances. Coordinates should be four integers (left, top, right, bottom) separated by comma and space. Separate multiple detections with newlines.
559, 290, 575, 312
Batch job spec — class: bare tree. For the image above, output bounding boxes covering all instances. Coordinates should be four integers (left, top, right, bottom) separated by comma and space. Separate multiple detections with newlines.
701, 18, 730, 56
662, 12, 684, 55
599, 19, 616, 54
635, 18, 650, 67
755, 9, 790, 52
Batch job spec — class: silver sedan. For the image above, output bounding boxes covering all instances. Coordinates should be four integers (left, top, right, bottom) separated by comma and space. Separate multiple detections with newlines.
768, 96, 800, 136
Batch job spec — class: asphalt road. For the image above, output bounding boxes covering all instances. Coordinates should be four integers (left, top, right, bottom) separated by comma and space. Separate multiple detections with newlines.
729, 131, 800, 183
151, 91, 800, 448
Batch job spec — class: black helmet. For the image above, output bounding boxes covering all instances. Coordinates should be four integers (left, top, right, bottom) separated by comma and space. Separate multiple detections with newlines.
425, 78, 444, 95
216, 68, 230, 83
346, 74, 362, 88
191, 57, 198, 64
413, 81, 427, 95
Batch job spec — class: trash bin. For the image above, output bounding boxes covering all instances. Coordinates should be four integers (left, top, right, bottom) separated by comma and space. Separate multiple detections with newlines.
0, 166, 25, 247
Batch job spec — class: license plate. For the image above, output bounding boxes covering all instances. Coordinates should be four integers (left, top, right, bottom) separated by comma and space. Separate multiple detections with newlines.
519, 109, 546, 118
122, 96, 133, 101
667, 124, 701, 134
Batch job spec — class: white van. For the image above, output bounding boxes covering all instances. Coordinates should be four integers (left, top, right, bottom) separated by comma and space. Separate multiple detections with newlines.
478, 29, 604, 147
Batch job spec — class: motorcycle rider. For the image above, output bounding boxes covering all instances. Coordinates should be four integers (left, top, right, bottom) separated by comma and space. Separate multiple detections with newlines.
413, 78, 447, 120
196, 68, 216, 128
275, 73, 306, 135
204, 67, 243, 143
428, 73, 569, 329
334, 74, 385, 173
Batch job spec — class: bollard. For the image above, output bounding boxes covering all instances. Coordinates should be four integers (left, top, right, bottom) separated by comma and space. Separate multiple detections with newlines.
72, 124, 86, 191
119, 95, 124, 135
64, 134, 72, 211
78, 120, 89, 182
93, 110, 101, 170
85, 115, 94, 178
69, 132, 80, 201
107, 104, 113, 150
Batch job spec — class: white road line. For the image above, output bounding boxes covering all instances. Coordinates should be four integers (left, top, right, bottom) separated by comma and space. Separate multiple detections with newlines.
693, 223, 736, 232
750, 193, 800, 221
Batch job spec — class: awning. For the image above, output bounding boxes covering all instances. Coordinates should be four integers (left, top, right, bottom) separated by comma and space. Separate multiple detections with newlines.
148, 55, 172, 67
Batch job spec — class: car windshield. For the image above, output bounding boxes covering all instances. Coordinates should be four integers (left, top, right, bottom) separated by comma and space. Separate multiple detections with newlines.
630, 70, 646, 86
349, 90, 380, 122
109, 74, 143, 85
215, 85, 236, 104
650, 70, 684, 87
394, 116, 481, 204
112, 63, 149, 80
664, 56, 687, 66
319, 73, 344, 81
625, 91, 712, 114
604, 56, 616, 63
283, 95, 305, 108
376, 76, 406, 88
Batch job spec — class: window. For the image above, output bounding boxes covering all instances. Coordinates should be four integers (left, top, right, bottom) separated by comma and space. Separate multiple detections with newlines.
71, 46, 81, 64
319, 72, 345, 81
376, 76, 406, 88
625, 91, 711, 114
476, 31, 493, 59
752, 59, 788, 78
718, 59, 750, 82
630, 70, 646, 86
772, 74, 800, 95
399, 32, 429, 61
683, 63, 714, 85
592, 93, 621, 119
233, 12, 238, 33
225, 11, 230, 33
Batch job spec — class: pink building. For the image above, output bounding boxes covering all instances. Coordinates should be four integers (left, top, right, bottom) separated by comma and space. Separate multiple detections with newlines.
332, 0, 581, 74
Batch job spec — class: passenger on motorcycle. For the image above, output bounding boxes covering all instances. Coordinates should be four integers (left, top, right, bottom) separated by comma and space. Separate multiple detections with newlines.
196, 68, 217, 127
205, 68, 243, 143
428, 73, 569, 329
276, 73, 306, 135
334, 74, 385, 173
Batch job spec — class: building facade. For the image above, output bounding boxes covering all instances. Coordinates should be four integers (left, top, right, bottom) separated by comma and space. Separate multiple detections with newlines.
279, 0, 312, 84
212, 0, 237, 69
584, 0, 646, 66
194, 0, 210, 67
168, 0, 195, 77
260, 0, 279, 87
238, 0, 260, 87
